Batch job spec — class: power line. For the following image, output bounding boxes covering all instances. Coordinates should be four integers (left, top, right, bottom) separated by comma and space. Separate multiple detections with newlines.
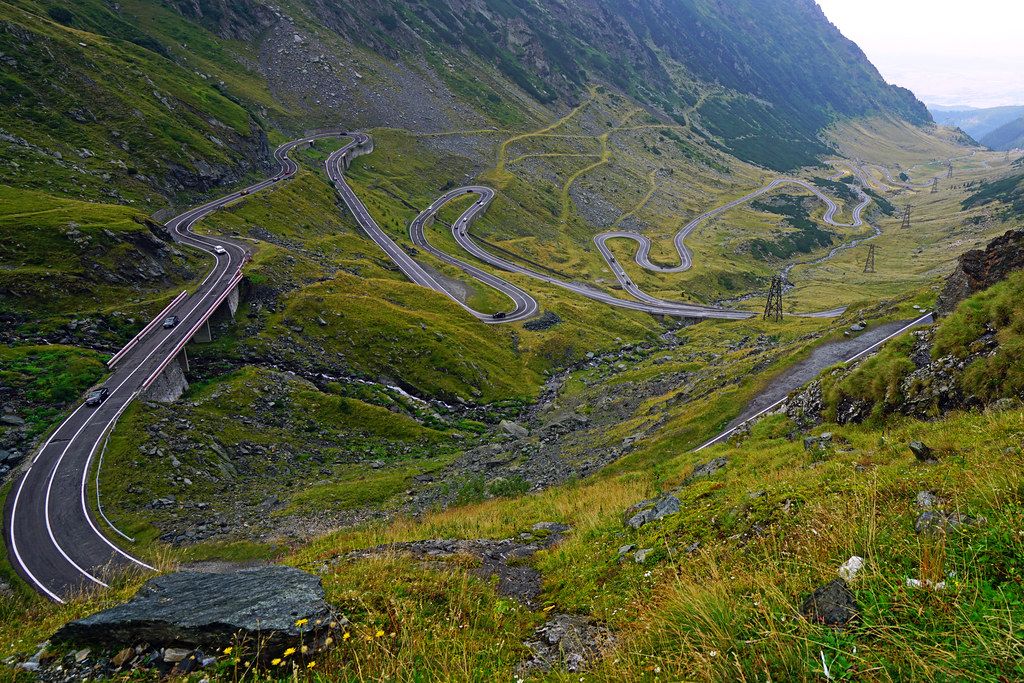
901, 204, 912, 229
863, 244, 876, 273
947, 162, 954, 179
931, 177, 939, 194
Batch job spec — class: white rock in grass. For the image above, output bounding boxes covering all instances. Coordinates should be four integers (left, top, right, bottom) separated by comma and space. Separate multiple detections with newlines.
838, 555, 865, 580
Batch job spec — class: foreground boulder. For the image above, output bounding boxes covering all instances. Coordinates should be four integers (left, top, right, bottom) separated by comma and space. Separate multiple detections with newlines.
53, 566, 335, 654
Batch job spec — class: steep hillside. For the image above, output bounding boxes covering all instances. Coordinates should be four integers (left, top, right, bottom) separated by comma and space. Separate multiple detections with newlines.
981, 115, 1024, 151
248, 0, 931, 170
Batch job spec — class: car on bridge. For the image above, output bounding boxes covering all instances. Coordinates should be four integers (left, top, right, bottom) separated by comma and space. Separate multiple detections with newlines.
162, 315, 179, 329
85, 387, 110, 407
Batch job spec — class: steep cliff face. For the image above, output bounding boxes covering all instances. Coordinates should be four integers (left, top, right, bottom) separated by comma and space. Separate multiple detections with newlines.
937, 228, 1024, 315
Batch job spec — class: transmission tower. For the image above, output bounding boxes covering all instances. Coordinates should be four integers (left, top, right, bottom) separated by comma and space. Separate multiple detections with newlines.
931, 177, 939, 193
947, 162, 954, 179
763, 275, 783, 322
901, 204, 912, 229
863, 244, 876, 273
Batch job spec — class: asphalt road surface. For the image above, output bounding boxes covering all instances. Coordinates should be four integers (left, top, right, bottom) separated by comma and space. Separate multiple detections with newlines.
3, 133, 343, 602
693, 311, 935, 452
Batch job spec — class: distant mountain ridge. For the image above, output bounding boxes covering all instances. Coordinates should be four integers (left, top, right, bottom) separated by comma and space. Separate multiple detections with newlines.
930, 105, 1024, 143
981, 117, 1024, 151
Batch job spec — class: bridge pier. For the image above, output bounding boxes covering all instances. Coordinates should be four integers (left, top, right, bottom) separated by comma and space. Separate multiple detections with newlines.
142, 353, 189, 403
193, 320, 212, 343
190, 282, 239, 344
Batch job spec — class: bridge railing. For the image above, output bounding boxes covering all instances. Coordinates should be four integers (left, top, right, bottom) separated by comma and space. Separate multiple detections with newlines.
107, 291, 188, 368
140, 269, 245, 391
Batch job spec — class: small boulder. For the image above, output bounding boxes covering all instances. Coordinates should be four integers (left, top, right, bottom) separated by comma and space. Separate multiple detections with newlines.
162, 647, 191, 663
499, 420, 529, 438
518, 613, 613, 675
111, 647, 134, 668
625, 494, 680, 529
837, 556, 864, 581
915, 510, 980, 535
915, 491, 941, 510
801, 579, 858, 627
909, 441, 934, 462
633, 548, 652, 563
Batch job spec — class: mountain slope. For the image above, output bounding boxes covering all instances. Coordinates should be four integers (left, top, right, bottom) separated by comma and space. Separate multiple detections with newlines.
256, 0, 930, 170
981, 115, 1024, 150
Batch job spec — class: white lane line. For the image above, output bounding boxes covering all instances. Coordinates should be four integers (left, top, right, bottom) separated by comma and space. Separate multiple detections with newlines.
8, 469, 66, 603
108, 291, 188, 367
93, 394, 137, 542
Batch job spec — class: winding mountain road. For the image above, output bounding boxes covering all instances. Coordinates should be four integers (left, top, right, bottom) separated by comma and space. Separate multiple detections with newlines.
3, 133, 341, 602
5, 130, 906, 601
593, 177, 871, 314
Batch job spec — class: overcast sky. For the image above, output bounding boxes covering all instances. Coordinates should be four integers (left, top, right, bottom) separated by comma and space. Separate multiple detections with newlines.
815, 0, 1024, 109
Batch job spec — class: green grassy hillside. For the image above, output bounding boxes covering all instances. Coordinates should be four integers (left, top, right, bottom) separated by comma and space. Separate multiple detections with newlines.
5, 272, 1024, 681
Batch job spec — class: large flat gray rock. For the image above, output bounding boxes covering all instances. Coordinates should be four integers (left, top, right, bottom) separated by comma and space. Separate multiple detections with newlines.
53, 566, 334, 650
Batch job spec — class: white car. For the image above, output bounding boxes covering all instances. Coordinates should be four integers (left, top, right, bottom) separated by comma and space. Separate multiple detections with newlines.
213, 245, 227, 255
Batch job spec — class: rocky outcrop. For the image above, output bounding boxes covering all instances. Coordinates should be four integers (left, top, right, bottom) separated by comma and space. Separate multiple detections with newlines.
936, 228, 1024, 316
169, 0, 277, 41
518, 613, 614, 676
346, 523, 570, 607
53, 566, 335, 654
624, 494, 680, 530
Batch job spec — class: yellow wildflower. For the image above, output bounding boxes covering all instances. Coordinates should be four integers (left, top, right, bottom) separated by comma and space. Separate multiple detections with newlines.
342, 632, 350, 641
307, 661, 317, 669
295, 618, 309, 627
375, 630, 385, 638
271, 658, 282, 666
283, 647, 297, 657
301, 645, 309, 654
223, 647, 233, 655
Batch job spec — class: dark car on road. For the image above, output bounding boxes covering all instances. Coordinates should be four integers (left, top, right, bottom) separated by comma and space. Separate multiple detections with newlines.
162, 315, 179, 329
85, 388, 109, 407
492, 311, 507, 320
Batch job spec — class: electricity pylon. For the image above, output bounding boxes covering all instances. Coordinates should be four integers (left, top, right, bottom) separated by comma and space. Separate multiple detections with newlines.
763, 275, 783, 322
863, 244, 876, 273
